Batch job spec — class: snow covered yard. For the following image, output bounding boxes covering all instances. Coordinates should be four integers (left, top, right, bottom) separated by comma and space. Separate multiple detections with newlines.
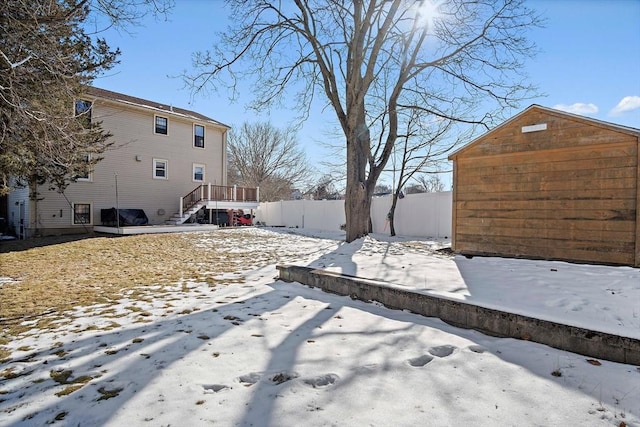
0, 227, 638, 426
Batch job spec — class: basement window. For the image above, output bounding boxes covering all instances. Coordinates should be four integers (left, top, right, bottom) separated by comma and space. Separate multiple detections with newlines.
72, 203, 92, 225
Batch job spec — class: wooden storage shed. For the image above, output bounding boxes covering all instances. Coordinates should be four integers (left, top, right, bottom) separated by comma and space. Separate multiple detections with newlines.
448, 105, 640, 267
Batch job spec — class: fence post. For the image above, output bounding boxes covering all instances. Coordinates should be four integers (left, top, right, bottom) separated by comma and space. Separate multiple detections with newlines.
256, 187, 260, 202
233, 185, 237, 201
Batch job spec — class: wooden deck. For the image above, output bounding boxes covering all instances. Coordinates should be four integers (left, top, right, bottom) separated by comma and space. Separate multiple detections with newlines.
94, 224, 219, 235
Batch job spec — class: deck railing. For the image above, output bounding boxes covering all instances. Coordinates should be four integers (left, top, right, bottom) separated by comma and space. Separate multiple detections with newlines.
180, 183, 259, 217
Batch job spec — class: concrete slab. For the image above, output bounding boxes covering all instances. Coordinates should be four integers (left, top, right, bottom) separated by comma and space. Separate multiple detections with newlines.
276, 264, 640, 365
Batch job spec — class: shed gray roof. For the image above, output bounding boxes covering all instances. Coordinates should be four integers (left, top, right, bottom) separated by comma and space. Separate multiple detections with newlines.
86, 86, 230, 129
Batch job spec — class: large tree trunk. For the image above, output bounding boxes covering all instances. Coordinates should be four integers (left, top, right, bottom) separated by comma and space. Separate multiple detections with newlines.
344, 115, 373, 242
345, 178, 372, 242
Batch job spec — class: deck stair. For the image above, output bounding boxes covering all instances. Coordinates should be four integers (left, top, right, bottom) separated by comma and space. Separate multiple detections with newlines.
165, 201, 206, 225
166, 183, 259, 225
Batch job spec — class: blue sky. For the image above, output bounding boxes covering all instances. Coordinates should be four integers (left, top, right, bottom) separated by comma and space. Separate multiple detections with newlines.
93, 0, 640, 184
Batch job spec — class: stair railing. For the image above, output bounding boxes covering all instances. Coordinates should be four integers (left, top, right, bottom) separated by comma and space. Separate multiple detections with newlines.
181, 184, 203, 217
179, 183, 260, 218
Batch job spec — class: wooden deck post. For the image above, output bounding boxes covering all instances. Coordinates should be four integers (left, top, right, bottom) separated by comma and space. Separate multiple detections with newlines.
179, 196, 183, 218
207, 182, 211, 201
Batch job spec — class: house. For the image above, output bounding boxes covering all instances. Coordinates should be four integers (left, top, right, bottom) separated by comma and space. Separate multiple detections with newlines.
448, 105, 640, 267
6, 87, 258, 238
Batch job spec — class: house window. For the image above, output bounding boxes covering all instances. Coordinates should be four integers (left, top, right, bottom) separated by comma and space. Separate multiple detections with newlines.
194, 124, 205, 148
193, 164, 205, 182
72, 203, 92, 225
76, 154, 92, 182
75, 99, 92, 127
155, 116, 168, 135
153, 158, 168, 179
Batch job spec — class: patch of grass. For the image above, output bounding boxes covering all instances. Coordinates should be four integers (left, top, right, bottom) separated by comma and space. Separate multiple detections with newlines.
50, 369, 94, 394
101, 321, 121, 331
0, 347, 11, 362
16, 345, 32, 352
50, 370, 73, 384
55, 384, 84, 397
53, 349, 68, 358
132, 338, 144, 344
1, 368, 16, 379
97, 386, 123, 401
0, 230, 290, 337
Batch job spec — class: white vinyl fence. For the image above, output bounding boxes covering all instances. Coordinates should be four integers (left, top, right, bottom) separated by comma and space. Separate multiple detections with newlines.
255, 191, 452, 238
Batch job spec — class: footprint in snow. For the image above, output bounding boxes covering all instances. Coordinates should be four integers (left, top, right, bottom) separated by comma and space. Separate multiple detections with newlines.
203, 384, 228, 393
408, 355, 434, 367
270, 371, 299, 384
238, 371, 300, 386
467, 345, 486, 354
303, 373, 339, 388
428, 345, 457, 358
238, 372, 261, 386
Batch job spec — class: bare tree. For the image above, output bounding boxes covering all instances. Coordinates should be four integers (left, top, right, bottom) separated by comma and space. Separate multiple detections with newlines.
385, 108, 460, 235
311, 174, 341, 200
228, 122, 311, 201
415, 174, 447, 193
0, 0, 172, 196
187, 0, 542, 242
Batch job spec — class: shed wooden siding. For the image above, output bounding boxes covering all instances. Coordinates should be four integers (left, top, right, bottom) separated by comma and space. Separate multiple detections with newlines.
449, 106, 640, 267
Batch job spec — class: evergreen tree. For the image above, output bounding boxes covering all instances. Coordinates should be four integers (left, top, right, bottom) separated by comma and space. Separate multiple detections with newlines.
0, 1, 119, 195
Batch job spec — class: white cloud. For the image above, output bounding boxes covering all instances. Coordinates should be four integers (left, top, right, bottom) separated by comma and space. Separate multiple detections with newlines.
553, 103, 599, 115
609, 96, 640, 116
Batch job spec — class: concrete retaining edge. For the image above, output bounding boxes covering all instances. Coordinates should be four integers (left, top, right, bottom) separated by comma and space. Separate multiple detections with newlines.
276, 264, 640, 366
